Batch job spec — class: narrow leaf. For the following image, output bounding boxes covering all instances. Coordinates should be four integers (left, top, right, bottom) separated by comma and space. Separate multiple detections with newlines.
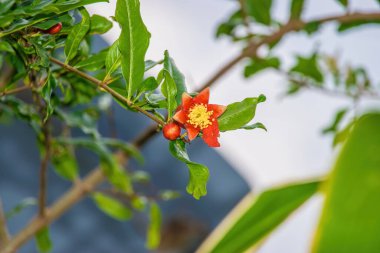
312, 114, 380, 253
89, 14, 113, 34
290, 0, 305, 20
64, 7, 90, 63
35, 227, 52, 253
240, 122, 267, 131
93, 192, 132, 221
161, 70, 177, 119
163, 50, 187, 104
116, 0, 151, 99
246, 0, 272, 25
146, 202, 162, 249
104, 39, 122, 83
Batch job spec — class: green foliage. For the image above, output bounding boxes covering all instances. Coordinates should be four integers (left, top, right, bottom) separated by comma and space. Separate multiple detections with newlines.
169, 140, 209, 199
35, 227, 52, 253
246, 0, 272, 25
146, 202, 162, 249
313, 114, 380, 253
64, 8, 90, 63
92, 192, 132, 221
116, 0, 151, 100
51, 142, 79, 181
290, 0, 305, 20
218, 95, 266, 132
161, 71, 177, 119
75, 50, 108, 71
204, 180, 321, 253
5, 198, 37, 219
244, 57, 280, 77
89, 14, 113, 34
163, 50, 187, 105
336, 0, 348, 7
290, 53, 324, 83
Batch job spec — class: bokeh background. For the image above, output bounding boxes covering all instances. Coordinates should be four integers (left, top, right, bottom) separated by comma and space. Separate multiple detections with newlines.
1, 0, 380, 252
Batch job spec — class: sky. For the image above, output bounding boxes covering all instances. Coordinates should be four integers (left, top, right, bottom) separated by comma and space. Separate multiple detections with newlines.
87, 0, 380, 252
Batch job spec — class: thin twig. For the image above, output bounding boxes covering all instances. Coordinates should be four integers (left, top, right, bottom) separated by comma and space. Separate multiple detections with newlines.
38, 119, 51, 217
0, 86, 30, 98
49, 57, 166, 126
0, 199, 10, 249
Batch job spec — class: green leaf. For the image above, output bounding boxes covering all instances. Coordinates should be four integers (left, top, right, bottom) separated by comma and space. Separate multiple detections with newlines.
92, 192, 132, 221
312, 113, 380, 253
89, 14, 113, 34
290, 0, 305, 20
336, 0, 348, 7
41, 72, 57, 120
35, 227, 52, 253
74, 50, 108, 71
51, 142, 78, 181
0, 40, 15, 54
244, 57, 280, 78
0, 0, 15, 15
104, 39, 122, 83
145, 59, 162, 72
200, 180, 321, 253
218, 95, 266, 132
146, 202, 162, 249
215, 10, 242, 38
139, 77, 159, 94
161, 70, 177, 119
116, 0, 151, 99
290, 53, 324, 83
246, 0, 272, 25
5, 198, 37, 219
322, 108, 348, 134
163, 50, 187, 104
169, 140, 209, 199
337, 20, 380, 32
102, 138, 144, 164
240, 122, 267, 131
64, 7, 90, 63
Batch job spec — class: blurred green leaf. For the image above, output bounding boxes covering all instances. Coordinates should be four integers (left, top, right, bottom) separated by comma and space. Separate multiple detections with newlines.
64, 7, 90, 63
51, 142, 78, 181
218, 95, 266, 132
5, 197, 37, 219
116, 0, 151, 100
200, 180, 321, 253
215, 10, 242, 38
169, 140, 209, 199
322, 108, 348, 135
35, 227, 52, 253
291, 53, 324, 83
313, 113, 380, 253
240, 122, 267, 131
338, 20, 380, 32
244, 57, 280, 78
0, 40, 15, 54
246, 0, 272, 25
92, 192, 132, 221
146, 202, 162, 249
41, 73, 57, 120
89, 14, 113, 34
290, 0, 305, 20
336, 0, 348, 7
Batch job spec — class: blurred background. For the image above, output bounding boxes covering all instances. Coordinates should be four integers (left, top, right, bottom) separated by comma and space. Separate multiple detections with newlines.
1, 0, 380, 252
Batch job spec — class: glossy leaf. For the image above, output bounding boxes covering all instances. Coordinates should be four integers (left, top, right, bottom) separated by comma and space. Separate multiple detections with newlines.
246, 0, 272, 25
312, 113, 380, 253
244, 57, 280, 77
116, 0, 151, 99
163, 50, 187, 104
146, 202, 162, 249
35, 227, 52, 253
64, 8, 90, 63
198, 180, 321, 253
218, 95, 266, 132
161, 70, 177, 119
89, 14, 113, 34
290, 0, 305, 20
92, 192, 132, 221
104, 39, 122, 83
169, 140, 209, 199
290, 53, 324, 83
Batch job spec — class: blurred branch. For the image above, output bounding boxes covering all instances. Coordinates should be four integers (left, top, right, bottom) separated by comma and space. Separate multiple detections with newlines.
200, 11, 380, 90
0, 86, 30, 98
0, 199, 10, 249
49, 57, 166, 126
38, 119, 51, 218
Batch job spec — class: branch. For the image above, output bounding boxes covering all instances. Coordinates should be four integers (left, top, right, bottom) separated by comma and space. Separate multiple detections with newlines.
38, 120, 51, 217
0, 199, 10, 249
200, 12, 380, 90
49, 57, 166, 126
0, 86, 30, 98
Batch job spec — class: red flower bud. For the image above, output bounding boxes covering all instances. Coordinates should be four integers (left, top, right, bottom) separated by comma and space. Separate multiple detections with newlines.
44, 22, 62, 35
163, 122, 181, 141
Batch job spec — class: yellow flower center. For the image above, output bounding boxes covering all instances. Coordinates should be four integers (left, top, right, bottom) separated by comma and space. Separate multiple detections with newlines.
187, 104, 213, 129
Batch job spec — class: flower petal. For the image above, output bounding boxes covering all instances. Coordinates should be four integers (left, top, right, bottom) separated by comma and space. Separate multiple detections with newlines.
173, 110, 187, 125
186, 125, 200, 141
182, 92, 193, 109
208, 104, 227, 118
202, 122, 220, 147
193, 88, 209, 105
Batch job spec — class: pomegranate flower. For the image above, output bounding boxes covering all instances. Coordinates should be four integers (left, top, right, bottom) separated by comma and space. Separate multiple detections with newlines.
173, 88, 226, 147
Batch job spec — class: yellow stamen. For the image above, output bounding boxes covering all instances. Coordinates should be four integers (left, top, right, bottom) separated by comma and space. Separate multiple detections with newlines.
187, 104, 213, 129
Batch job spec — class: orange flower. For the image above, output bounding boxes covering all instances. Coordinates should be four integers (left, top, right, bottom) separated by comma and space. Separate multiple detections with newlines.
173, 88, 226, 147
